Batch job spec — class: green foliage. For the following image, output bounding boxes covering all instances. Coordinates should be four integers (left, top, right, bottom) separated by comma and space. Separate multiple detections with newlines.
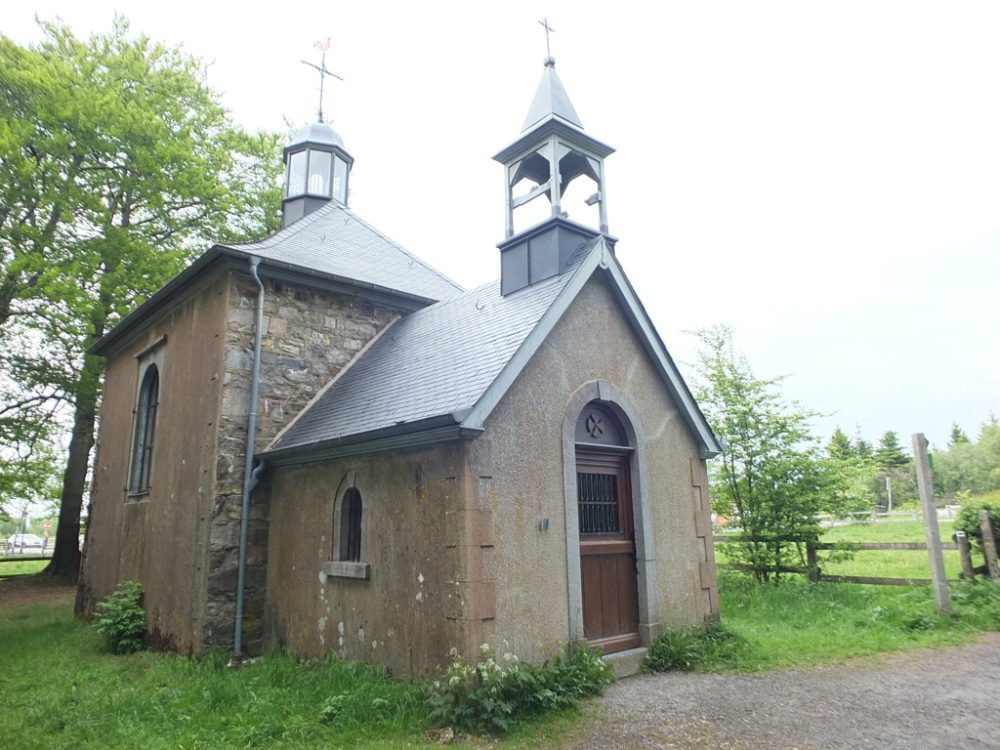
695, 325, 858, 581
875, 431, 910, 468
954, 501, 1000, 553
950, 423, 971, 445
91, 580, 146, 654
642, 622, 751, 672
827, 427, 855, 461
425, 645, 612, 735
934, 422, 1000, 497
0, 18, 283, 576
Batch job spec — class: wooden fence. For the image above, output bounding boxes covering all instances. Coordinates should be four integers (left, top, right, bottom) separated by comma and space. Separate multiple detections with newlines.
714, 511, 1000, 588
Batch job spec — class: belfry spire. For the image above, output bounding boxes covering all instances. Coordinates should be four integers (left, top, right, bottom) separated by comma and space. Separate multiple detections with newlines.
491, 23, 616, 295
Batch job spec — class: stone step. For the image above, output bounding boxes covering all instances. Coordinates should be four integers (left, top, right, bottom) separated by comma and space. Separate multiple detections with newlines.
603, 646, 647, 679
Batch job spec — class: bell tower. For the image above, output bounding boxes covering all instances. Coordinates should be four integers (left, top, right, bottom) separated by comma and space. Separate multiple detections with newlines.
493, 26, 615, 295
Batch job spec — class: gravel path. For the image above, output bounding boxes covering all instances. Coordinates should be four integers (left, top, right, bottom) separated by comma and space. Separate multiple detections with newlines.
571, 634, 1000, 750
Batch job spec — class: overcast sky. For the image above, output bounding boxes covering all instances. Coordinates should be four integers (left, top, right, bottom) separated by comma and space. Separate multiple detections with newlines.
8, 1, 999, 451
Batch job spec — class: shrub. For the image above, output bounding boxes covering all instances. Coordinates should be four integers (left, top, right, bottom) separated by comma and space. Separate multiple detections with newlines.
643, 622, 752, 672
954, 502, 1000, 553
92, 580, 146, 654
425, 645, 612, 735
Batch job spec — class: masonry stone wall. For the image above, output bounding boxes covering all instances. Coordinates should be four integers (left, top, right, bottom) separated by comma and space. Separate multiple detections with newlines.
202, 270, 400, 650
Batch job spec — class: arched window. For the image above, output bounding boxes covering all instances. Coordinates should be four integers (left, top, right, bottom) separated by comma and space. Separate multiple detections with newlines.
325, 479, 370, 579
129, 364, 159, 494
340, 487, 362, 563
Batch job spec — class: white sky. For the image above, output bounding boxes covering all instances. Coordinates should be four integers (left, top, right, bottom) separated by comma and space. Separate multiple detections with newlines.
7, 1, 1000, 451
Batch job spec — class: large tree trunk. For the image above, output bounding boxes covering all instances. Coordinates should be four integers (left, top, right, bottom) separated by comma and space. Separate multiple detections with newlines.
44, 352, 102, 581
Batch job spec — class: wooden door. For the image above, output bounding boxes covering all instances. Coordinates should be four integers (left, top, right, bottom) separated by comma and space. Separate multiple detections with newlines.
577, 451, 640, 653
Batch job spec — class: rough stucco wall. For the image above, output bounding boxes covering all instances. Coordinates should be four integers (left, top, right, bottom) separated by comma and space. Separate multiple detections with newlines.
469, 272, 716, 662
204, 272, 399, 651
78, 273, 228, 653
263, 444, 474, 677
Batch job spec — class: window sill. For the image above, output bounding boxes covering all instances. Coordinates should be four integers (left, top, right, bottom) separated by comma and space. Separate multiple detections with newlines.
322, 561, 370, 580
126, 490, 150, 501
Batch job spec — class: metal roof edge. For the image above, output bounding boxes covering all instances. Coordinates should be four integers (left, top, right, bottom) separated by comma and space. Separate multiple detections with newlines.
459, 237, 721, 458
460, 239, 607, 430
492, 118, 615, 164
90, 246, 239, 356
261, 417, 480, 467
600, 254, 723, 458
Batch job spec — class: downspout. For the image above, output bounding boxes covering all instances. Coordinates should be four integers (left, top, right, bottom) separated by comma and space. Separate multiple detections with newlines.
234, 256, 266, 658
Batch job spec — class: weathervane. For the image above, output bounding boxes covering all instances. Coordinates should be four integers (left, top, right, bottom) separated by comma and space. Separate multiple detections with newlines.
301, 38, 343, 123
538, 17, 555, 60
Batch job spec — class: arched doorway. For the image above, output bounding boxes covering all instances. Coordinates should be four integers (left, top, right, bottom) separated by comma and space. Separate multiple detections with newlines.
575, 401, 640, 653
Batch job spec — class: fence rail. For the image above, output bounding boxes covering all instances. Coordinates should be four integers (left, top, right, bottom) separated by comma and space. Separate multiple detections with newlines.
713, 532, 993, 587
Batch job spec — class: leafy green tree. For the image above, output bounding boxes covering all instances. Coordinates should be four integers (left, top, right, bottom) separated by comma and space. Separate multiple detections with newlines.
694, 325, 845, 581
0, 19, 282, 578
852, 428, 873, 460
950, 422, 970, 446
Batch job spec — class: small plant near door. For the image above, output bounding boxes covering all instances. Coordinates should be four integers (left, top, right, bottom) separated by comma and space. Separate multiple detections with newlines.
425, 644, 612, 735
92, 580, 146, 654
643, 622, 752, 672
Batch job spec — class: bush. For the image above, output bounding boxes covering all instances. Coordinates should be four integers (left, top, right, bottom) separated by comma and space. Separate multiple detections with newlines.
643, 622, 752, 672
954, 502, 1000, 552
92, 580, 146, 654
425, 645, 612, 735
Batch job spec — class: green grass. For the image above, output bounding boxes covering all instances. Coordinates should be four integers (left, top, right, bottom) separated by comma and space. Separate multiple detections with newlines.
717, 571, 1000, 671
0, 584, 583, 750
819, 518, 966, 580
0, 558, 49, 577
716, 517, 977, 581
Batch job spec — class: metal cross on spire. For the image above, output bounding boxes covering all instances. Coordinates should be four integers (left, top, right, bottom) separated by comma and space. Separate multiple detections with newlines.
538, 17, 555, 60
301, 38, 343, 123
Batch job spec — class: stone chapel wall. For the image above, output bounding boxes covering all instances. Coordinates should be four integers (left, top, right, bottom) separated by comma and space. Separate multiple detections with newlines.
201, 271, 399, 650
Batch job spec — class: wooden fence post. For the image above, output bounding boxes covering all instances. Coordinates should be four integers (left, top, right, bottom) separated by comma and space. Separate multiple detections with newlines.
954, 531, 976, 579
979, 510, 1000, 583
912, 433, 949, 613
806, 541, 820, 582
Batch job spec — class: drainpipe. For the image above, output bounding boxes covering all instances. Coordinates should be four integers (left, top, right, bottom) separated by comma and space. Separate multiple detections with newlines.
234, 256, 266, 658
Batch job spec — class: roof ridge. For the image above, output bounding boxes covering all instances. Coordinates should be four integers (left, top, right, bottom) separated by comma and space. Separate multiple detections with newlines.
343, 209, 464, 293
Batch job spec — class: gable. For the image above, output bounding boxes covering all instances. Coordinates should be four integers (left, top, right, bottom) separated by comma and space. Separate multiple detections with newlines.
264, 237, 720, 463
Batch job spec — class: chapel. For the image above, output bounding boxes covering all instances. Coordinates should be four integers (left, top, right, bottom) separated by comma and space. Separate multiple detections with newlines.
77, 51, 721, 677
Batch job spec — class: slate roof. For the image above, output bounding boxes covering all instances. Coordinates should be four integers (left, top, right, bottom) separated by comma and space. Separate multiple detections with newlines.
267, 237, 599, 455
91, 200, 462, 356
221, 201, 462, 302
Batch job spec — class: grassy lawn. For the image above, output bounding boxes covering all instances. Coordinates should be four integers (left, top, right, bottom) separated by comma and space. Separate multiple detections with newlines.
819, 517, 967, 580
709, 515, 1000, 670
5, 532, 999, 748
716, 516, 978, 581
0, 580, 583, 750
0, 558, 49, 577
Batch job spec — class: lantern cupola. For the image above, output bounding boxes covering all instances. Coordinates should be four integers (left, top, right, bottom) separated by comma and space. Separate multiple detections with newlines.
281, 122, 353, 227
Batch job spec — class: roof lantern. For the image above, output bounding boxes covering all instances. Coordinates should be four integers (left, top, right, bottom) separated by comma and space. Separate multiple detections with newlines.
281, 122, 353, 227
492, 20, 616, 295
282, 40, 354, 228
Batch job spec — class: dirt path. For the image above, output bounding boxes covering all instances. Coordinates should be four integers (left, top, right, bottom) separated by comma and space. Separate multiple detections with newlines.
571, 634, 1000, 749
0, 575, 75, 610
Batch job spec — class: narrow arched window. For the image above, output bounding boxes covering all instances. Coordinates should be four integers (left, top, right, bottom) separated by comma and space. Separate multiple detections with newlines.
129, 365, 159, 493
340, 487, 362, 562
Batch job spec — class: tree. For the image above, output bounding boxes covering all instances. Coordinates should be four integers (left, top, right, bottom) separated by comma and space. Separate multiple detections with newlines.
0, 19, 282, 579
949, 422, 970, 446
694, 325, 842, 581
827, 427, 854, 461
874, 431, 909, 469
